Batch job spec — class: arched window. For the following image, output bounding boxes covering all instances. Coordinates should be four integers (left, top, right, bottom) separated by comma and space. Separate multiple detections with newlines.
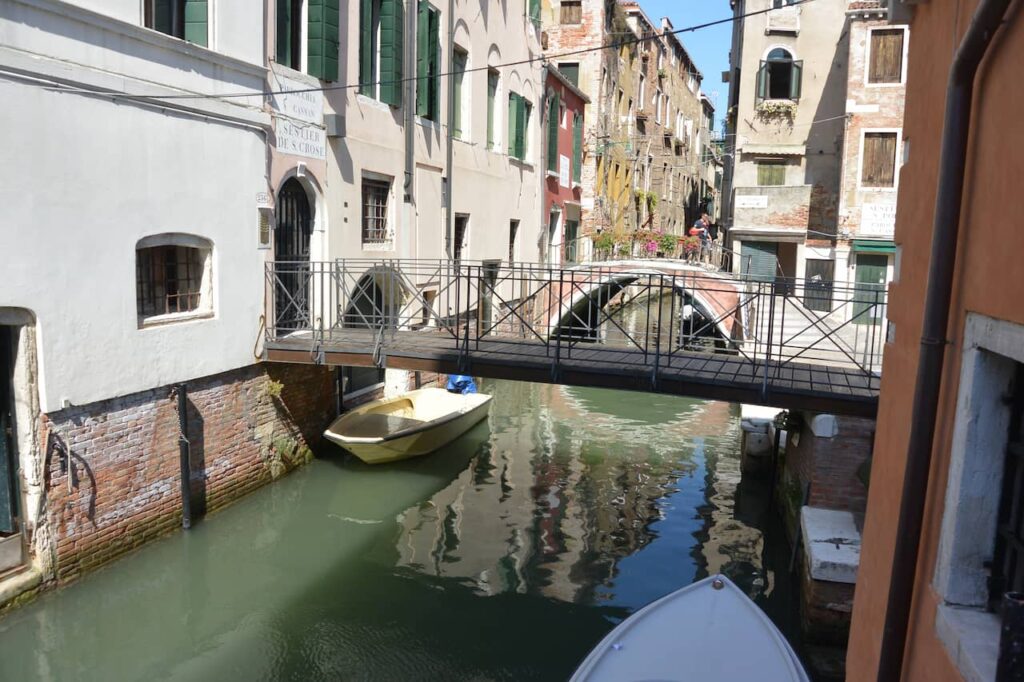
135, 234, 213, 326
757, 48, 802, 101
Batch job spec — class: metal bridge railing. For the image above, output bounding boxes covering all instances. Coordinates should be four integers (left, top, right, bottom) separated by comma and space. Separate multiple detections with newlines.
265, 259, 887, 394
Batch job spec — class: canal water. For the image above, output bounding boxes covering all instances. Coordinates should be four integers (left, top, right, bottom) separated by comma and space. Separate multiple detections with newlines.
0, 380, 798, 681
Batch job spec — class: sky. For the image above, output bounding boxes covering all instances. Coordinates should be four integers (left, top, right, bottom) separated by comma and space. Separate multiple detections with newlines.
637, 0, 734, 127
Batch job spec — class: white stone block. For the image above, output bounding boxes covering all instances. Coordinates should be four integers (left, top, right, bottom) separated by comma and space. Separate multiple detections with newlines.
800, 506, 861, 584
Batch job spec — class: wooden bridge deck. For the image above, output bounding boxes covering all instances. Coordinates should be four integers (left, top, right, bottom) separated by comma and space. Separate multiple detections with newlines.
265, 330, 878, 417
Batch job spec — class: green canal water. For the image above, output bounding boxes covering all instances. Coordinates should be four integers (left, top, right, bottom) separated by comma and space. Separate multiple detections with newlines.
0, 380, 797, 681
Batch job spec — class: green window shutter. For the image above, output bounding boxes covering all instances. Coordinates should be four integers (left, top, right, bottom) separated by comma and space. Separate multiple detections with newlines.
416, 2, 430, 117
428, 6, 440, 121
359, 0, 373, 95
453, 50, 467, 137
528, 0, 540, 26
573, 113, 583, 183
517, 97, 528, 161
379, 0, 404, 105
547, 94, 559, 172
278, 0, 294, 68
152, 0, 174, 35
756, 61, 768, 100
307, 0, 340, 81
487, 72, 497, 149
507, 93, 519, 157
184, 0, 208, 46
790, 60, 803, 100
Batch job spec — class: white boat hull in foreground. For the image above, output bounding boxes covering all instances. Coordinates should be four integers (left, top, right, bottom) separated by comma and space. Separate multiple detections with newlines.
571, 574, 809, 682
323, 387, 492, 464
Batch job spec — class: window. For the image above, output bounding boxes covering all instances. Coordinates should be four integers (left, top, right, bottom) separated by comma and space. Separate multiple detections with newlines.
757, 48, 802, 101
453, 47, 468, 139
560, 0, 582, 24
638, 74, 646, 109
572, 113, 583, 184
547, 92, 560, 172
509, 220, 519, 262
360, 0, 403, 101
772, 0, 797, 6
655, 89, 663, 123
757, 159, 786, 186
145, 0, 207, 45
861, 132, 898, 188
559, 63, 580, 87
487, 70, 499, 149
992, 364, 1024, 609
276, 0, 302, 68
507, 93, 530, 161
868, 29, 905, 84
362, 177, 392, 245
453, 215, 469, 261
416, 1, 440, 121
135, 235, 212, 325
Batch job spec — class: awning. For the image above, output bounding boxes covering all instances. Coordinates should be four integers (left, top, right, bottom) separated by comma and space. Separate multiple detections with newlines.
738, 143, 806, 156
852, 239, 896, 254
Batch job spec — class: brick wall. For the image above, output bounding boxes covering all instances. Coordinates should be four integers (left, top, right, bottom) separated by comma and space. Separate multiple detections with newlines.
40, 362, 335, 582
783, 414, 874, 514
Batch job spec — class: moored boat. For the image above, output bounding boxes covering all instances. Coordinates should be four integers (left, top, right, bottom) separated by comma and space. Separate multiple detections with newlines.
323, 387, 492, 464
570, 574, 809, 682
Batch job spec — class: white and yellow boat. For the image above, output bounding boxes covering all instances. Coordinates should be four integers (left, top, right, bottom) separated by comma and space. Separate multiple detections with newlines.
323, 387, 492, 464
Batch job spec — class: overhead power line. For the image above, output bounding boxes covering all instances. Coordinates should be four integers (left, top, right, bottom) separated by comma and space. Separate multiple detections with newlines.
32, 0, 816, 103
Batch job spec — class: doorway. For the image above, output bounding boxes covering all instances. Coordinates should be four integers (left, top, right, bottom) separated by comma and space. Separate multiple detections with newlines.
853, 254, 888, 325
0, 326, 23, 573
274, 178, 313, 332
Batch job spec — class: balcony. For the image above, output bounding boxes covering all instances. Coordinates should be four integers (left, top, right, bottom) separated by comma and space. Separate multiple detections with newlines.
731, 185, 812, 235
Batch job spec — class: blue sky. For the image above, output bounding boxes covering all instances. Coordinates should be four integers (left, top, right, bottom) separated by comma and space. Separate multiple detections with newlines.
639, 0, 733, 126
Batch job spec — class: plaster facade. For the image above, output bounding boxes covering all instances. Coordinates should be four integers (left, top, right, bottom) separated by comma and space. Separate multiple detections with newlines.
845, 2, 1024, 680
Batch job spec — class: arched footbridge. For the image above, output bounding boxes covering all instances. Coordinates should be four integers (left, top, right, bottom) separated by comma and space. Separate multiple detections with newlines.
263, 258, 887, 417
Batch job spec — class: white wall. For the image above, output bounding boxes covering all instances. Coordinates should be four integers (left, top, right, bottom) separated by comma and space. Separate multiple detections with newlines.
1, 0, 271, 413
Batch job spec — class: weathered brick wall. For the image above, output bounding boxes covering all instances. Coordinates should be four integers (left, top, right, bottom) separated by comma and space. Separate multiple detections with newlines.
783, 414, 874, 514
40, 362, 334, 582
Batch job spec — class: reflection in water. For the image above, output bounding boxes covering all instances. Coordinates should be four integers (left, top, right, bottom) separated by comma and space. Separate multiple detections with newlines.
0, 380, 789, 682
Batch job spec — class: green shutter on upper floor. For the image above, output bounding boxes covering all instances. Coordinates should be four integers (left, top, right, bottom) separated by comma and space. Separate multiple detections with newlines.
184, 0, 208, 46
416, 2, 430, 117
487, 72, 498, 149
308, 0, 340, 81
517, 97, 528, 161
756, 61, 768, 100
572, 113, 583, 183
359, 0, 373, 95
547, 93, 559, 172
528, 0, 540, 26
379, 0, 404, 106
453, 50, 467, 137
427, 5, 440, 121
508, 92, 519, 157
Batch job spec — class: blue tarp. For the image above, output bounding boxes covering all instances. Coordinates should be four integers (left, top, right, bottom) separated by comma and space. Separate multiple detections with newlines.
446, 375, 478, 394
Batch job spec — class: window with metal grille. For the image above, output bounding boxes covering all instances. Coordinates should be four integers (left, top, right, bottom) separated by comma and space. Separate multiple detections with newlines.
991, 364, 1024, 610
560, 0, 582, 24
757, 159, 786, 186
362, 178, 391, 244
868, 28, 905, 84
862, 132, 898, 188
453, 215, 469, 261
136, 244, 206, 321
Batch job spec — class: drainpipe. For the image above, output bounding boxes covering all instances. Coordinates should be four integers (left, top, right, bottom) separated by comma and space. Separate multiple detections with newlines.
876, 1, 1013, 679
405, 0, 416, 259
444, 0, 455, 259
175, 384, 193, 531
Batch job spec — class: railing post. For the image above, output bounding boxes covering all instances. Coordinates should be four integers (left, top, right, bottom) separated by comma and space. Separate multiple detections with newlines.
653, 272, 665, 390
763, 280, 777, 401
553, 268, 563, 381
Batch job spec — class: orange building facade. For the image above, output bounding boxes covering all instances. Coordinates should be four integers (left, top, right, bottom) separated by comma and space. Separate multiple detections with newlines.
847, 1, 1024, 680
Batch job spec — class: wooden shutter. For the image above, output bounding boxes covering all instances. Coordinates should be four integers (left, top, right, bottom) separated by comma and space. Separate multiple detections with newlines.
529, 0, 540, 25
279, 0, 295, 69
184, 0, 207, 46
547, 93, 559, 172
756, 61, 768, 100
308, 0, 340, 81
560, 63, 579, 87
508, 93, 519, 157
789, 60, 802, 100
862, 132, 897, 187
359, 0, 373, 95
416, 2, 429, 117
869, 29, 904, 83
487, 71, 497, 148
757, 161, 785, 186
379, 0, 404, 105
453, 50, 466, 136
428, 6, 440, 121
518, 99, 529, 161
572, 113, 583, 183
